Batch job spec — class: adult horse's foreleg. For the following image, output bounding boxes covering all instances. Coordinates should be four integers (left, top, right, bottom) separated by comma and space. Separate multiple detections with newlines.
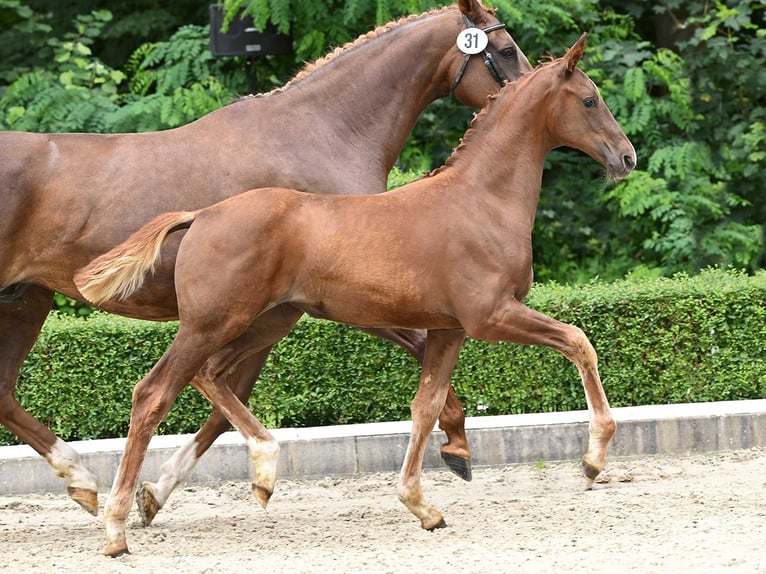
397, 328, 465, 530
359, 326, 472, 480
0, 285, 99, 514
467, 300, 616, 485
136, 305, 303, 526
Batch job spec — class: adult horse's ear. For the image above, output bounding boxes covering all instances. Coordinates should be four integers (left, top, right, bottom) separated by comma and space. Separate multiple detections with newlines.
458, 0, 485, 22
564, 32, 588, 74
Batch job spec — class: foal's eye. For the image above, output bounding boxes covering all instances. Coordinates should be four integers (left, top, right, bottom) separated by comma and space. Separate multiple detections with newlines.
499, 46, 517, 60
583, 97, 597, 109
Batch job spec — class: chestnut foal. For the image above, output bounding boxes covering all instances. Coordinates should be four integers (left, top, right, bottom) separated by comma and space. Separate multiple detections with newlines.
0, 0, 530, 520
77, 34, 634, 556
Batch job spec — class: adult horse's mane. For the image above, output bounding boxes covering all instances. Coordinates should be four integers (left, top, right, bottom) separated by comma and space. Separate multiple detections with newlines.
232, 5, 464, 102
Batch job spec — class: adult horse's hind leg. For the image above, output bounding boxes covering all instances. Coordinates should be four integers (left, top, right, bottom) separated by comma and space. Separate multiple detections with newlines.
397, 328, 465, 530
359, 326, 473, 480
0, 285, 99, 514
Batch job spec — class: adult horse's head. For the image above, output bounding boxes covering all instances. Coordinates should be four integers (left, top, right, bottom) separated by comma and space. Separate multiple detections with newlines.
447, 0, 533, 106
529, 33, 636, 180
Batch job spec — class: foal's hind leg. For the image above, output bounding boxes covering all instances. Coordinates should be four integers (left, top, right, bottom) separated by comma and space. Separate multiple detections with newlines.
360, 326, 472, 480
135, 345, 273, 526
0, 286, 99, 514
104, 335, 208, 556
466, 300, 616, 484
188, 362, 279, 509
136, 304, 303, 525
397, 329, 465, 530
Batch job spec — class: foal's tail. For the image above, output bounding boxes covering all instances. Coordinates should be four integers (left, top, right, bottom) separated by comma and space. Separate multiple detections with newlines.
74, 211, 198, 305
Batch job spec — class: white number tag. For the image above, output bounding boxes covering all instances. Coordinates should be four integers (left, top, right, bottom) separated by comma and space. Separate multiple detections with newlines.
456, 28, 489, 55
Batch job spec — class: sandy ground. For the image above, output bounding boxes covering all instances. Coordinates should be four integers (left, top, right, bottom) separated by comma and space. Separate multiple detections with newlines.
1, 448, 765, 573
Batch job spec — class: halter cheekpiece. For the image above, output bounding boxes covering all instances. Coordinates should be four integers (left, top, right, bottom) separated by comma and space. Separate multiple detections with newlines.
449, 14, 508, 98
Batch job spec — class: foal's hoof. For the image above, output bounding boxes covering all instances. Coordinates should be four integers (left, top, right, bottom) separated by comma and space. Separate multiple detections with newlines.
252, 483, 273, 508
68, 486, 98, 516
441, 452, 473, 482
136, 483, 161, 526
426, 518, 448, 531
104, 544, 130, 558
581, 457, 602, 489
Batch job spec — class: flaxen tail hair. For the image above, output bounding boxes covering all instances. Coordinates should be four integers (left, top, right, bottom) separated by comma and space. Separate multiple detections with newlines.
74, 211, 198, 304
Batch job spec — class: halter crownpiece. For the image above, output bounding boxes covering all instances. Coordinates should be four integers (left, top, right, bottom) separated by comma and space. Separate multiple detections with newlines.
449, 14, 508, 98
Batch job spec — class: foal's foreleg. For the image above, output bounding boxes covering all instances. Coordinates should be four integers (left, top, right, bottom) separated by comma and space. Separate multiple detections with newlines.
397, 329, 465, 530
358, 326, 472, 480
467, 300, 616, 484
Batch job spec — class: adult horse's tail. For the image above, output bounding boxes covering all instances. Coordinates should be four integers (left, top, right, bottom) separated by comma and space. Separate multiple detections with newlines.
75, 211, 198, 304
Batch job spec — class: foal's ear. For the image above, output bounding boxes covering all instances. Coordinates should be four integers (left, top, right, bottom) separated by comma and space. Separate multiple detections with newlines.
564, 32, 588, 73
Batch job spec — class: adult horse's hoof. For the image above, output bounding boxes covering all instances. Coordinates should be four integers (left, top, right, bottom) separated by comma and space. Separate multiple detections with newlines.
136, 483, 161, 526
68, 486, 98, 516
441, 452, 472, 482
252, 483, 273, 508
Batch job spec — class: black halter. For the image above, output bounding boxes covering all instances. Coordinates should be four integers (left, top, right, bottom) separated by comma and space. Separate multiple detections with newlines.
449, 15, 508, 99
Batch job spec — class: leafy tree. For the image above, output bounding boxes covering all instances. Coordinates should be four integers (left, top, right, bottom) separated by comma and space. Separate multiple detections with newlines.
599, 0, 766, 275
0, 0, 764, 297
1, 10, 124, 132
0, 9, 243, 134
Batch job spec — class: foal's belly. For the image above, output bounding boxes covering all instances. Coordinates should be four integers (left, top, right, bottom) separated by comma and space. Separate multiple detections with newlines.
293, 297, 461, 331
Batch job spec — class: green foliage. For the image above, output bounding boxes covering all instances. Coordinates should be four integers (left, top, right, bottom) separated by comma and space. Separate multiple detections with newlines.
0, 0, 765, 299
0, 0, 52, 84
109, 25, 238, 132
2, 269, 764, 446
530, 1, 765, 283
0, 10, 124, 132
596, 1, 766, 277
5, 315, 176, 444
0, 10, 240, 134
386, 166, 422, 189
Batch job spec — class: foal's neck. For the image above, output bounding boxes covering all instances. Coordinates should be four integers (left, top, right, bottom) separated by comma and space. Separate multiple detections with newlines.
447, 91, 552, 224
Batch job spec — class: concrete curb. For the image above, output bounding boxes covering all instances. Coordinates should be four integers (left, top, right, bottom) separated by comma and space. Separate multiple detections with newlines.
1, 399, 765, 495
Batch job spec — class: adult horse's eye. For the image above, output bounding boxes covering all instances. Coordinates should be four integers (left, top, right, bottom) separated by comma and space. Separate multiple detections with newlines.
499, 46, 517, 60
583, 97, 597, 108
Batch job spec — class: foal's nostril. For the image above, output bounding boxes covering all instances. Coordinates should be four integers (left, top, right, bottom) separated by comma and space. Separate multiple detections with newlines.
623, 153, 636, 171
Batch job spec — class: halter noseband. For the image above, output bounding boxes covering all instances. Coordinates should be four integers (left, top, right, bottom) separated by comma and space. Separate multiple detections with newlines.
449, 15, 508, 99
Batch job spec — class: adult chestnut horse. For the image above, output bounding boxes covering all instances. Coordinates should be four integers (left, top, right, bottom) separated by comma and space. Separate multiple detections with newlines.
78, 33, 635, 556
0, 0, 531, 519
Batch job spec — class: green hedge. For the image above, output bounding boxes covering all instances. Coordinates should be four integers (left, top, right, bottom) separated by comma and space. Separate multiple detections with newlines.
3, 268, 765, 446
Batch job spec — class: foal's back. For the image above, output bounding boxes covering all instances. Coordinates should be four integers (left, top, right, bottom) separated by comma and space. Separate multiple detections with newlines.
175, 180, 465, 329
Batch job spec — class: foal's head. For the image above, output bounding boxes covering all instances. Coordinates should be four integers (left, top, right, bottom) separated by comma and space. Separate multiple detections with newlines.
527, 34, 636, 180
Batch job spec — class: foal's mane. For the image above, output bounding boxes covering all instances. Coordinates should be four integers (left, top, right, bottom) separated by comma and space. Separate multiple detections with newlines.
427, 58, 560, 178
232, 5, 455, 102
